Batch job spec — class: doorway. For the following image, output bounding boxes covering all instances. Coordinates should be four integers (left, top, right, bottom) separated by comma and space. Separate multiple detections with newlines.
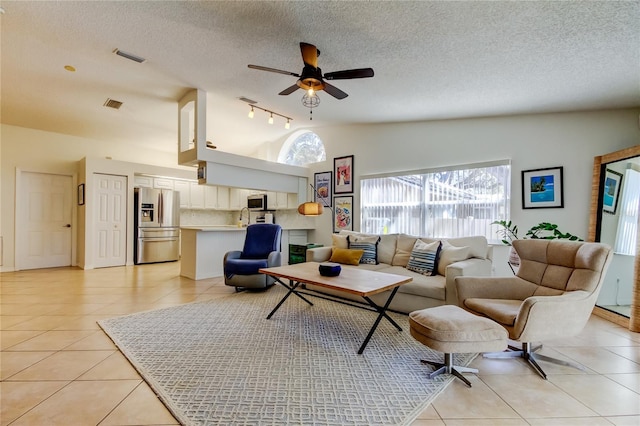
93, 173, 127, 268
16, 171, 73, 270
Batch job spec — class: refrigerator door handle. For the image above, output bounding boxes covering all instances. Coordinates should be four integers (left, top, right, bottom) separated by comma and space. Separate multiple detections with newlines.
158, 191, 163, 227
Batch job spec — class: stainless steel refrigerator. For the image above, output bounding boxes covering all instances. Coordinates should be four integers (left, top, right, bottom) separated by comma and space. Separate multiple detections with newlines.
134, 187, 180, 264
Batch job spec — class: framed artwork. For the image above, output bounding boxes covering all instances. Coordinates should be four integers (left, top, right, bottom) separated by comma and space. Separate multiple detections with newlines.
334, 155, 354, 194
603, 169, 623, 215
521, 166, 564, 209
77, 184, 85, 206
314, 171, 332, 207
333, 196, 353, 233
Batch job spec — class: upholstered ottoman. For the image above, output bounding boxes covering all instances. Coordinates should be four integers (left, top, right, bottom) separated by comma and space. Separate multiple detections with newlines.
409, 305, 507, 387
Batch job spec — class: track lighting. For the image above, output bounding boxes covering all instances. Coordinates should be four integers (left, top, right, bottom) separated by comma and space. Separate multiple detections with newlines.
242, 101, 293, 129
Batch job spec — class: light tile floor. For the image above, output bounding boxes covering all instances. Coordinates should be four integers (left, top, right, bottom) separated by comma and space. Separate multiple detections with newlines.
1, 263, 639, 425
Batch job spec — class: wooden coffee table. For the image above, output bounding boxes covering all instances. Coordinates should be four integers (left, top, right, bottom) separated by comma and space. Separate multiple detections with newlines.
259, 262, 413, 354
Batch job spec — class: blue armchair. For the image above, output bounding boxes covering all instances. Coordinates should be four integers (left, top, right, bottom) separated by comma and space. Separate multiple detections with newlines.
223, 223, 283, 290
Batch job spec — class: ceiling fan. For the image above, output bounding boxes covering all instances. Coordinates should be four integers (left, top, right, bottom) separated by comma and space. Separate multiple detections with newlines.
248, 42, 374, 100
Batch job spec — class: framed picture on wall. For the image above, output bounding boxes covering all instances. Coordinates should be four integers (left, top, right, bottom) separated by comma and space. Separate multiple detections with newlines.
333, 196, 353, 233
77, 184, 85, 206
603, 168, 623, 215
521, 166, 564, 209
334, 155, 354, 194
314, 171, 332, 207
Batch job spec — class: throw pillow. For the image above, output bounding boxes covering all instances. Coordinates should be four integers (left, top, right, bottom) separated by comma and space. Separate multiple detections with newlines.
329, 248, 364, 265
332, 233, 349, 249
347, 235, 381, 265
406, 240, 442, 276
436, 241, 471, 276
391, 234, 417, 266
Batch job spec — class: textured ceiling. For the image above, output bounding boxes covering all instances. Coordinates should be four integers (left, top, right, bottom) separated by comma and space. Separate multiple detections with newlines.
1, 1, 639, 157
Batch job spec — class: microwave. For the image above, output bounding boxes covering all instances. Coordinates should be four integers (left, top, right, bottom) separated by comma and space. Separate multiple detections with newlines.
247, 194, 267, 210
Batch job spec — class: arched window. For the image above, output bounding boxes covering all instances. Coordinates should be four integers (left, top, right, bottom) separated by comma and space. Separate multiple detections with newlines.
278, 130, 326, 166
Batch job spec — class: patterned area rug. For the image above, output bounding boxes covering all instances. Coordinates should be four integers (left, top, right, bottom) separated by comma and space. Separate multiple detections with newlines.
99, 286, 476, 425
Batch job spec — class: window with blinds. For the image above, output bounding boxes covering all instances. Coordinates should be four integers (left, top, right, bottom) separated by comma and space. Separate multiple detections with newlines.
360, 161, 511, 240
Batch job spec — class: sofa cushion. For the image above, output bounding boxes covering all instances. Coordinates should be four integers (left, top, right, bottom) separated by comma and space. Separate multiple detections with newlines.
332, 233, 349, 249
392, 234, 417, 266
340, 230, 397, 264
348, 235, 380, 265
406, 240, 442, 276
437, 241, 471, 276
329, 248, 364, 265
446, 236, 488, 259
382, 265, 446, 301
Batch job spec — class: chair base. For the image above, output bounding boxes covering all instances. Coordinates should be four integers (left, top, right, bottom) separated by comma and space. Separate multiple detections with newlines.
421, 353, 479, 388
483, 342, 586, 379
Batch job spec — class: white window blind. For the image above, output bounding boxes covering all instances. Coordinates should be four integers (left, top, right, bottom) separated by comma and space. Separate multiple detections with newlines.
614, 167, 640, 256
361, 161, 510, 239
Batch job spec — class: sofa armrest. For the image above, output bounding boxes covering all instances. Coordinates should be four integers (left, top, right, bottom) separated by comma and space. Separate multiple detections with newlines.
267, 251, 282, 267
515, 290, 595, 341
223, 250, 242, 262
306, 246, 332, 262
444, 258, 493, 305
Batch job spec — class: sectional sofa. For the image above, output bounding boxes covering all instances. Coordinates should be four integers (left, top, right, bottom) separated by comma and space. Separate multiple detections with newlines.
305, 230, 493, 314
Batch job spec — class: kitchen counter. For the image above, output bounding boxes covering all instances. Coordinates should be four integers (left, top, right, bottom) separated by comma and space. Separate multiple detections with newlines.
179, 226, 314, 280
180, 225, 246, 231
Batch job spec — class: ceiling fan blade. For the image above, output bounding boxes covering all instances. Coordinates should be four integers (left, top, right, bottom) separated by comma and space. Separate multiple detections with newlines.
322, 82, 348, 100
300, 42, 319, 68
278, 84, 300, 96
324, 68, 374, 80
248, 64, 299, 77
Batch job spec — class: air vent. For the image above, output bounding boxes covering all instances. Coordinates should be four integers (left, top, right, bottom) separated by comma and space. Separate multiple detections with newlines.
239, 97, 257, 104
113, 48, 146, 63
103, 98, 123, 109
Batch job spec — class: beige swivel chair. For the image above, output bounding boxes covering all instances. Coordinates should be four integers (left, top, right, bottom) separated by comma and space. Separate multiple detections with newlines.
455, 239, 612, 379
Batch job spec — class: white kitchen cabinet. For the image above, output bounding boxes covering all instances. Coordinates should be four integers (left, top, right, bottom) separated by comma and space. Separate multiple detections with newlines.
189, 182, 205, 209
229, 188, 252, 210
203, 185, 218, 209
267, 191, 293, 210
153, 177, 174, 189
134, 176, 153, 188
217, 187, 230, 210
204, 185, 230, 209
287, 193, 299, 209
173, 180, 191, 208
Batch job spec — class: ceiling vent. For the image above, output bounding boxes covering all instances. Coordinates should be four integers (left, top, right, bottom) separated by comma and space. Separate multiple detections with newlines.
113, 48, 146, 64
103, 98, 123, 109
239, 97, 257, 104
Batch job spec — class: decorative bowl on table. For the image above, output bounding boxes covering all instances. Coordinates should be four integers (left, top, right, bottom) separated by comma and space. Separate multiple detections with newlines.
318, 262, 341, 277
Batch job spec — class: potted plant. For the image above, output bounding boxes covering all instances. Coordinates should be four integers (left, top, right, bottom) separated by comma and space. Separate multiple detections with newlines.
492, 220, 583, 267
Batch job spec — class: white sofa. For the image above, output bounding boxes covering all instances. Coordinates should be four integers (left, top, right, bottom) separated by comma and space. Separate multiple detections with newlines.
305, 230, 493, 314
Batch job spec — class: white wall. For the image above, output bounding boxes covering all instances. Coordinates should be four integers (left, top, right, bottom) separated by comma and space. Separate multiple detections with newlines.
270, 109, 640, 276
1, 124, 193, 271
3, 109, 640, 273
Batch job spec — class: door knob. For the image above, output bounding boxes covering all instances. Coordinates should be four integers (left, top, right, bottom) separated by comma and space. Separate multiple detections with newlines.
64, 224, 71, 228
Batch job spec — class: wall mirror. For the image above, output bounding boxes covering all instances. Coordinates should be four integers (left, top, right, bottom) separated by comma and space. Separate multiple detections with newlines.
589, 145, 640, 331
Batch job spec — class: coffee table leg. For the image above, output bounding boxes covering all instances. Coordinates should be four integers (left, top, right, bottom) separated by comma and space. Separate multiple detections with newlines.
358, 286, 401, 354
266, 278, 313, 320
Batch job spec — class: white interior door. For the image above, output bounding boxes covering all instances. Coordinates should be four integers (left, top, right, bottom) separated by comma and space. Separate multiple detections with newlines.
18, 172, 73, 270
94, 173, 127, 268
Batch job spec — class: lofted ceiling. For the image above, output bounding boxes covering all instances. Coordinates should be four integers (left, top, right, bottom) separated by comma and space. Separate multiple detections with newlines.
1, 1, 639, 157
